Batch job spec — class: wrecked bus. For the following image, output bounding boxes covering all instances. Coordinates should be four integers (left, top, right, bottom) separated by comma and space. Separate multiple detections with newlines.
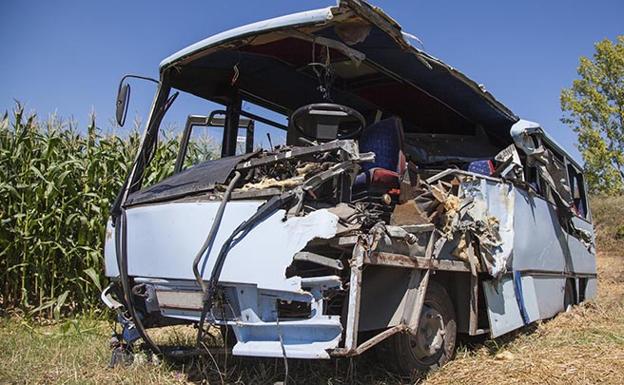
102, 0, 597, 375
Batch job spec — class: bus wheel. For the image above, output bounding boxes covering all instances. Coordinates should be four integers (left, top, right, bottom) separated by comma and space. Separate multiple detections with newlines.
377, 281, 457, 376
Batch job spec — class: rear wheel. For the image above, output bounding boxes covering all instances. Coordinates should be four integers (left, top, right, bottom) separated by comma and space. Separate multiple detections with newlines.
377, 280, 457, 376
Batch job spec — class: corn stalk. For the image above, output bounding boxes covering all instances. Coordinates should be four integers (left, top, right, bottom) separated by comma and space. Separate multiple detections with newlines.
0, 104, 214, 318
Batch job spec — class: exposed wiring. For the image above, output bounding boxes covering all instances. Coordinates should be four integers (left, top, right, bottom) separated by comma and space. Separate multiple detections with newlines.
192, 171, 242, 295
310, 39, 335, 101
195, 171, 242, 345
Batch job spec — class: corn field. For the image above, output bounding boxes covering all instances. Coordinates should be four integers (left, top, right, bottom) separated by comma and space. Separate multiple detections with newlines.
0, 105, 215, 318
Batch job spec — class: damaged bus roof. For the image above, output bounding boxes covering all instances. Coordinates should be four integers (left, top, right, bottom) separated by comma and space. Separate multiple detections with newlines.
158, 0, 519, 142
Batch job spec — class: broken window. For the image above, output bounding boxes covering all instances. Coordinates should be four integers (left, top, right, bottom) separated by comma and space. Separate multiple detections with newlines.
567, 164, 588, 219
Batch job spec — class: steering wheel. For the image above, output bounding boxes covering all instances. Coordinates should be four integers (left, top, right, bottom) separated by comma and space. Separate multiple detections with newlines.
290, 103, 365, 142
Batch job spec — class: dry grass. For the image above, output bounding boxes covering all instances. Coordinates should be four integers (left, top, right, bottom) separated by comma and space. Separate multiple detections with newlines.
425, 252, 624, 385
426, 196, 624, 385
0, 318, 402, 384
590, 195, 624, 252
2, 253, 621, 385
1, 198, 622, 384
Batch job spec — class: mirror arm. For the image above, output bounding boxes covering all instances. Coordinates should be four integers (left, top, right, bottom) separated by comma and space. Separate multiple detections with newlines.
118, 74, 159, 87
116, 74, 160, 126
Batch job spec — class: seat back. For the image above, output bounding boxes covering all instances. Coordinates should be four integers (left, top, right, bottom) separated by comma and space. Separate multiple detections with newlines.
358, 117, 405, 173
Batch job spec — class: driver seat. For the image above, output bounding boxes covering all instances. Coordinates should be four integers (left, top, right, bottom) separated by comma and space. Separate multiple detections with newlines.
353, 117, 406, 198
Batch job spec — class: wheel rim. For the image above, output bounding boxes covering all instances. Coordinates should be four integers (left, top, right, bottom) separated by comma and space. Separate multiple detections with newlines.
410, 304, 446, 361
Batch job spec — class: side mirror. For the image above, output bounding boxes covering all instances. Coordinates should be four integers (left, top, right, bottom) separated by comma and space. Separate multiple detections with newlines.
116, 83, 130, 126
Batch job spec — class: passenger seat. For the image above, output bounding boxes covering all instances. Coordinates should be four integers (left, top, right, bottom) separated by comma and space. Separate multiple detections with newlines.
353, 117, 406, 198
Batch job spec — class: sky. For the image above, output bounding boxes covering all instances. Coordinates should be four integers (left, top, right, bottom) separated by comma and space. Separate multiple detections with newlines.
1, 0, 622, 161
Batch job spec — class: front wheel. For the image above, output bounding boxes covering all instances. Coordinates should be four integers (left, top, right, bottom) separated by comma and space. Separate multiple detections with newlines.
376, 280, 457, 376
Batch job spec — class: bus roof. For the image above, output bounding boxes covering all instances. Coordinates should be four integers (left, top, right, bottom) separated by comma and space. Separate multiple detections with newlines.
157, 0, 575, 162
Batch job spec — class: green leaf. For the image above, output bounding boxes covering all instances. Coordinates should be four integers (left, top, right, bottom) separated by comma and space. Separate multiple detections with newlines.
53, 291, 69, 320
83, 267, 102, 291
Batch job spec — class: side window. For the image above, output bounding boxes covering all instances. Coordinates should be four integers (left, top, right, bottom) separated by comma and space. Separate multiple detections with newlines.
523, 135, 548, 197
177, 112, 254, 172
522, 140, 573, 207
567, 164, 588, 219
184, 119, 222, 168
525, 165, 541, 194
549, 154, 571, 204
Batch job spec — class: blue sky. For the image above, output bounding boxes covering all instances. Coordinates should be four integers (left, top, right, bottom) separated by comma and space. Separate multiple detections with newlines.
1, 0, 622, 161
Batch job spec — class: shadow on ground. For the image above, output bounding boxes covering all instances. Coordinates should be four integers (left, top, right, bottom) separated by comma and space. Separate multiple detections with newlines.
143, 325, 544, 385
150, 346, 407, 385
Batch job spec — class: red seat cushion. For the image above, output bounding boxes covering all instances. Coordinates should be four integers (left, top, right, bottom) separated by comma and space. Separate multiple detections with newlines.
369, 168, 400, 188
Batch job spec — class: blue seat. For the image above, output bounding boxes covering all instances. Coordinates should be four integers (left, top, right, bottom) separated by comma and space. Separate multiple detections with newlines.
354, 117, 405, 193
466, 159, 494, 176
358, 117, 404, 173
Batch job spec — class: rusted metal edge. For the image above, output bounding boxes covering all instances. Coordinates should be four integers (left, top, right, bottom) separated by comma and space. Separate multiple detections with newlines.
404, 231, 436, 334
231, 187, 283, 200
343, 235, 368, 352
467, 240, 480, 336
331, 324, 408, 357
364, 251, 473, 273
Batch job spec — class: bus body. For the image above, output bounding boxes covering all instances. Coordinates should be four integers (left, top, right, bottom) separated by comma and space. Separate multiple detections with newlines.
103, 0, 596, 374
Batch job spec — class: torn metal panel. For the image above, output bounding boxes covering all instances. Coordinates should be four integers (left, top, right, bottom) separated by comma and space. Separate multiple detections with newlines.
419, 173, 515, 279
229, 285, 343, 359
493, 144, 524, 180
385, 169, 516, 278
457, 178, 515, 278
181, 278, 339, 359
231, 318, 342, 359
293, 252, 344, 270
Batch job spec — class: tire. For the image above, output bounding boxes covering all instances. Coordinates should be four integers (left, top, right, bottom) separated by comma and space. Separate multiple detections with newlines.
376, 280, 457, 377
